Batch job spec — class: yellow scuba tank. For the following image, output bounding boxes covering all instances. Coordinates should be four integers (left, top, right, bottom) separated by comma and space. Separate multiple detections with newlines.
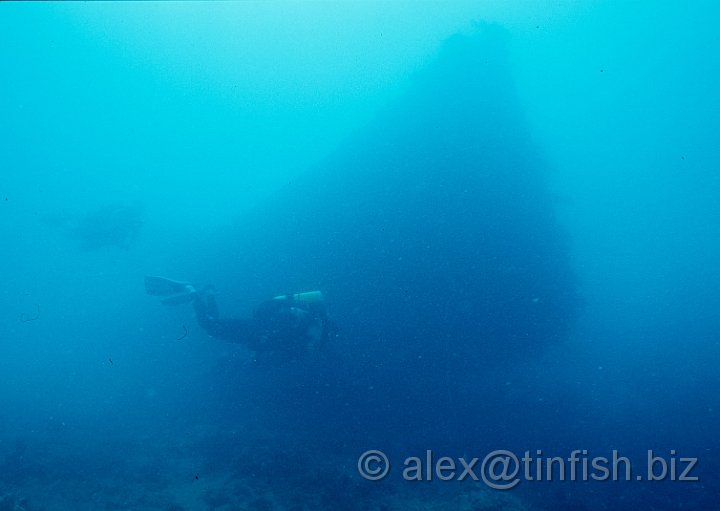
273, 290, 324, 303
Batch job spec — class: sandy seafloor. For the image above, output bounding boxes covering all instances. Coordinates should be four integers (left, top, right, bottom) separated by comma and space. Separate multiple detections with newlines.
1, 432, 531, 511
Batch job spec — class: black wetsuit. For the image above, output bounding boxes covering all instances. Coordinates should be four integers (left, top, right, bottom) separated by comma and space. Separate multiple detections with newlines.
192, 291, 333, 360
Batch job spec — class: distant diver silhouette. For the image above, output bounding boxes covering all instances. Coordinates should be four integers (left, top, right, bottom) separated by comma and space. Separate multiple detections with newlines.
145, 276, 335, 361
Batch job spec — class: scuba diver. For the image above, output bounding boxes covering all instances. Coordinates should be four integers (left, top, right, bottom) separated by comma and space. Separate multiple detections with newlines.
144, 276, 335, 361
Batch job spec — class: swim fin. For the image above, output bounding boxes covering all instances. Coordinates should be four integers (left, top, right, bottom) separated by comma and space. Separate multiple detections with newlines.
144, 276, 196, 305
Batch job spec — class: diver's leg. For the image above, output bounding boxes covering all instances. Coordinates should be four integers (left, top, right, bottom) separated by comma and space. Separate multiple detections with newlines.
192, 287, 219, 330
191, 287, 257, 344
202, 287, 220, 318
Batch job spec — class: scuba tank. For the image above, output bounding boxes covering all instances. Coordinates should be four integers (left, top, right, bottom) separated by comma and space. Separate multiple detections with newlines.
273, 290, 324, 303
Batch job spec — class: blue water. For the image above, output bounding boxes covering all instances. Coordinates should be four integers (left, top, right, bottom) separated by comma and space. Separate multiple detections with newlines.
2, 3, 718, 510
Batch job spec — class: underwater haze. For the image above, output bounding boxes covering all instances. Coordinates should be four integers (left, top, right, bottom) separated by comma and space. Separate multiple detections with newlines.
1, 2, 719, 510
